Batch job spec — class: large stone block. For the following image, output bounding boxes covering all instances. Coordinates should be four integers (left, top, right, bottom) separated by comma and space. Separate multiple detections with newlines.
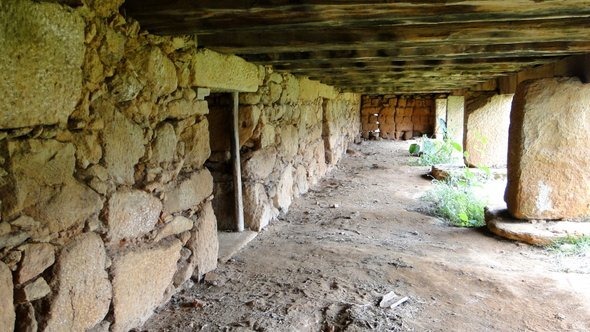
277, 125, 299, 161
152, 123, 177, 164
446, 96, 465, 148
111, 239, 182, 332
0, 262, 15, 332
298, 77, 337, 101
101, 110, 145, 185
506, 77, 590, 219
243, 182, 273, 231
26, 180, 103, 235
465, 94, 512, 167
166, 99, 208, 120
45, 233, 111, 332
1, 139, 75, 219
181, 119, 211, 169
0, 0, 84, 129
163, 169, 213, 214
273, 164, 294, 213
239, 105, 261, 147
242, 148, 277, 181
131, 47, 177, 98
106, 189, 162, 244
188, 202, 218, 278
191, 49, 259, 92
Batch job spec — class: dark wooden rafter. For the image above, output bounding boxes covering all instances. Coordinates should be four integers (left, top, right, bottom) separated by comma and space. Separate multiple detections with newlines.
123, 0, 590, 93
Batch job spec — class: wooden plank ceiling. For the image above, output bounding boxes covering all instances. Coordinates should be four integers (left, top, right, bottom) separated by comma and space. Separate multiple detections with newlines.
123, 0, 590, 94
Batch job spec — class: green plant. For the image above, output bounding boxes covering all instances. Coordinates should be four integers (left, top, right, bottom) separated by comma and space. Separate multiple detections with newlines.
411, 135, 462, 166
421, 169, 487, 227
548, 236, 590, 255
409, 143, 421, 156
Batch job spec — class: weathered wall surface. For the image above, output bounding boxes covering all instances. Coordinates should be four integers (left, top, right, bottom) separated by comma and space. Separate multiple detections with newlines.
238, 73, 361, 231
360, 95, 435, 140
464, 93, 513, 167
446, 96, 465, 148
0, 0, 361, 331
505, 77, 590, 220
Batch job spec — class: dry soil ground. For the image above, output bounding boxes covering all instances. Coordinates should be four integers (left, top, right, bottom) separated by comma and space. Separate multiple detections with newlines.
142, 140, 590, 332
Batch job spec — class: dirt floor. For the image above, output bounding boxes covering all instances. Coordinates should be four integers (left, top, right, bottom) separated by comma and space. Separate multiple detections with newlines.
142, 140, 590, 332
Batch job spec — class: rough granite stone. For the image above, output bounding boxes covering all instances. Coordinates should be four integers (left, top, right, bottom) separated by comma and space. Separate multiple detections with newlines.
0, 262, 15, 332
16, 243, 55, 284
163, 169, 213, 214
181, 119, 211, 169
107, 189, 162, 244
111, 239, 182, 332
131, 47, 177, 98
152, 123, 177, 164
189, 202, 218, 278
465, 94, 512, 167
19, 277, 51, 302
166, 99, 208, 120
25, 179, 103, 235
191, 49, 259, 92
45, 233, 111, 332
243, 183, 273, 231
1, 139, 75, 219
101, 110, 145, 185
0, 0, 85, 129
505, 77, 590, 219
155, 216, 194, 242
242, 148, 277, 181
273, 164, 294, 213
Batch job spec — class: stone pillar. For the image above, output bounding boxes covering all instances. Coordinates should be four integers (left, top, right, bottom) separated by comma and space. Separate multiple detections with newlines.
464, 94, 513, 167
434, 98, 447, 139
446, 96, 464, 147
505, 77, 590, 219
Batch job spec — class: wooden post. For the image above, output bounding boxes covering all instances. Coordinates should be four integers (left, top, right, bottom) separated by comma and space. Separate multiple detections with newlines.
231, 92, 245, 232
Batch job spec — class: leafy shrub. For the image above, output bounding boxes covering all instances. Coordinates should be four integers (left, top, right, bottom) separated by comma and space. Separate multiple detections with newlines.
411, 136, 462, 166
422, 172, 486, 227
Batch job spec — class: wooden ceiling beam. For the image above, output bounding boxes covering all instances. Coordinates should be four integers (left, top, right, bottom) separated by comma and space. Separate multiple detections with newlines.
124, 1, 590, 35
241, 41, 590, 64
196, 18, 590, 54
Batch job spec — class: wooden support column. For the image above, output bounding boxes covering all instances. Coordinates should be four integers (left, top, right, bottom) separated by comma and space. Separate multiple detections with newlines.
231, 92, 245, 232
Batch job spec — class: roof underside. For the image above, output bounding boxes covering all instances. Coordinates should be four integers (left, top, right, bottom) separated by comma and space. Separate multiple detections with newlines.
123, 0, 590, 94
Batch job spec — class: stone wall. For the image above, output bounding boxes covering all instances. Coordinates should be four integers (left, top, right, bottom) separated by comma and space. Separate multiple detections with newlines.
360, 95, 435, 140
238, 74, 361, 231
0, 0, 360, 331
446, 96, 465, 148
464, 93, 513, 167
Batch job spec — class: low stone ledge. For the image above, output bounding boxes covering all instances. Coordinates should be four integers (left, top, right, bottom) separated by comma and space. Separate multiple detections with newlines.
485, 208, 590, 246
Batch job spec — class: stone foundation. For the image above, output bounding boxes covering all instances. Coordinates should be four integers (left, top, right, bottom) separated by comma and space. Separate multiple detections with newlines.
0, 0, 361, 330
360, 95, 435, 140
